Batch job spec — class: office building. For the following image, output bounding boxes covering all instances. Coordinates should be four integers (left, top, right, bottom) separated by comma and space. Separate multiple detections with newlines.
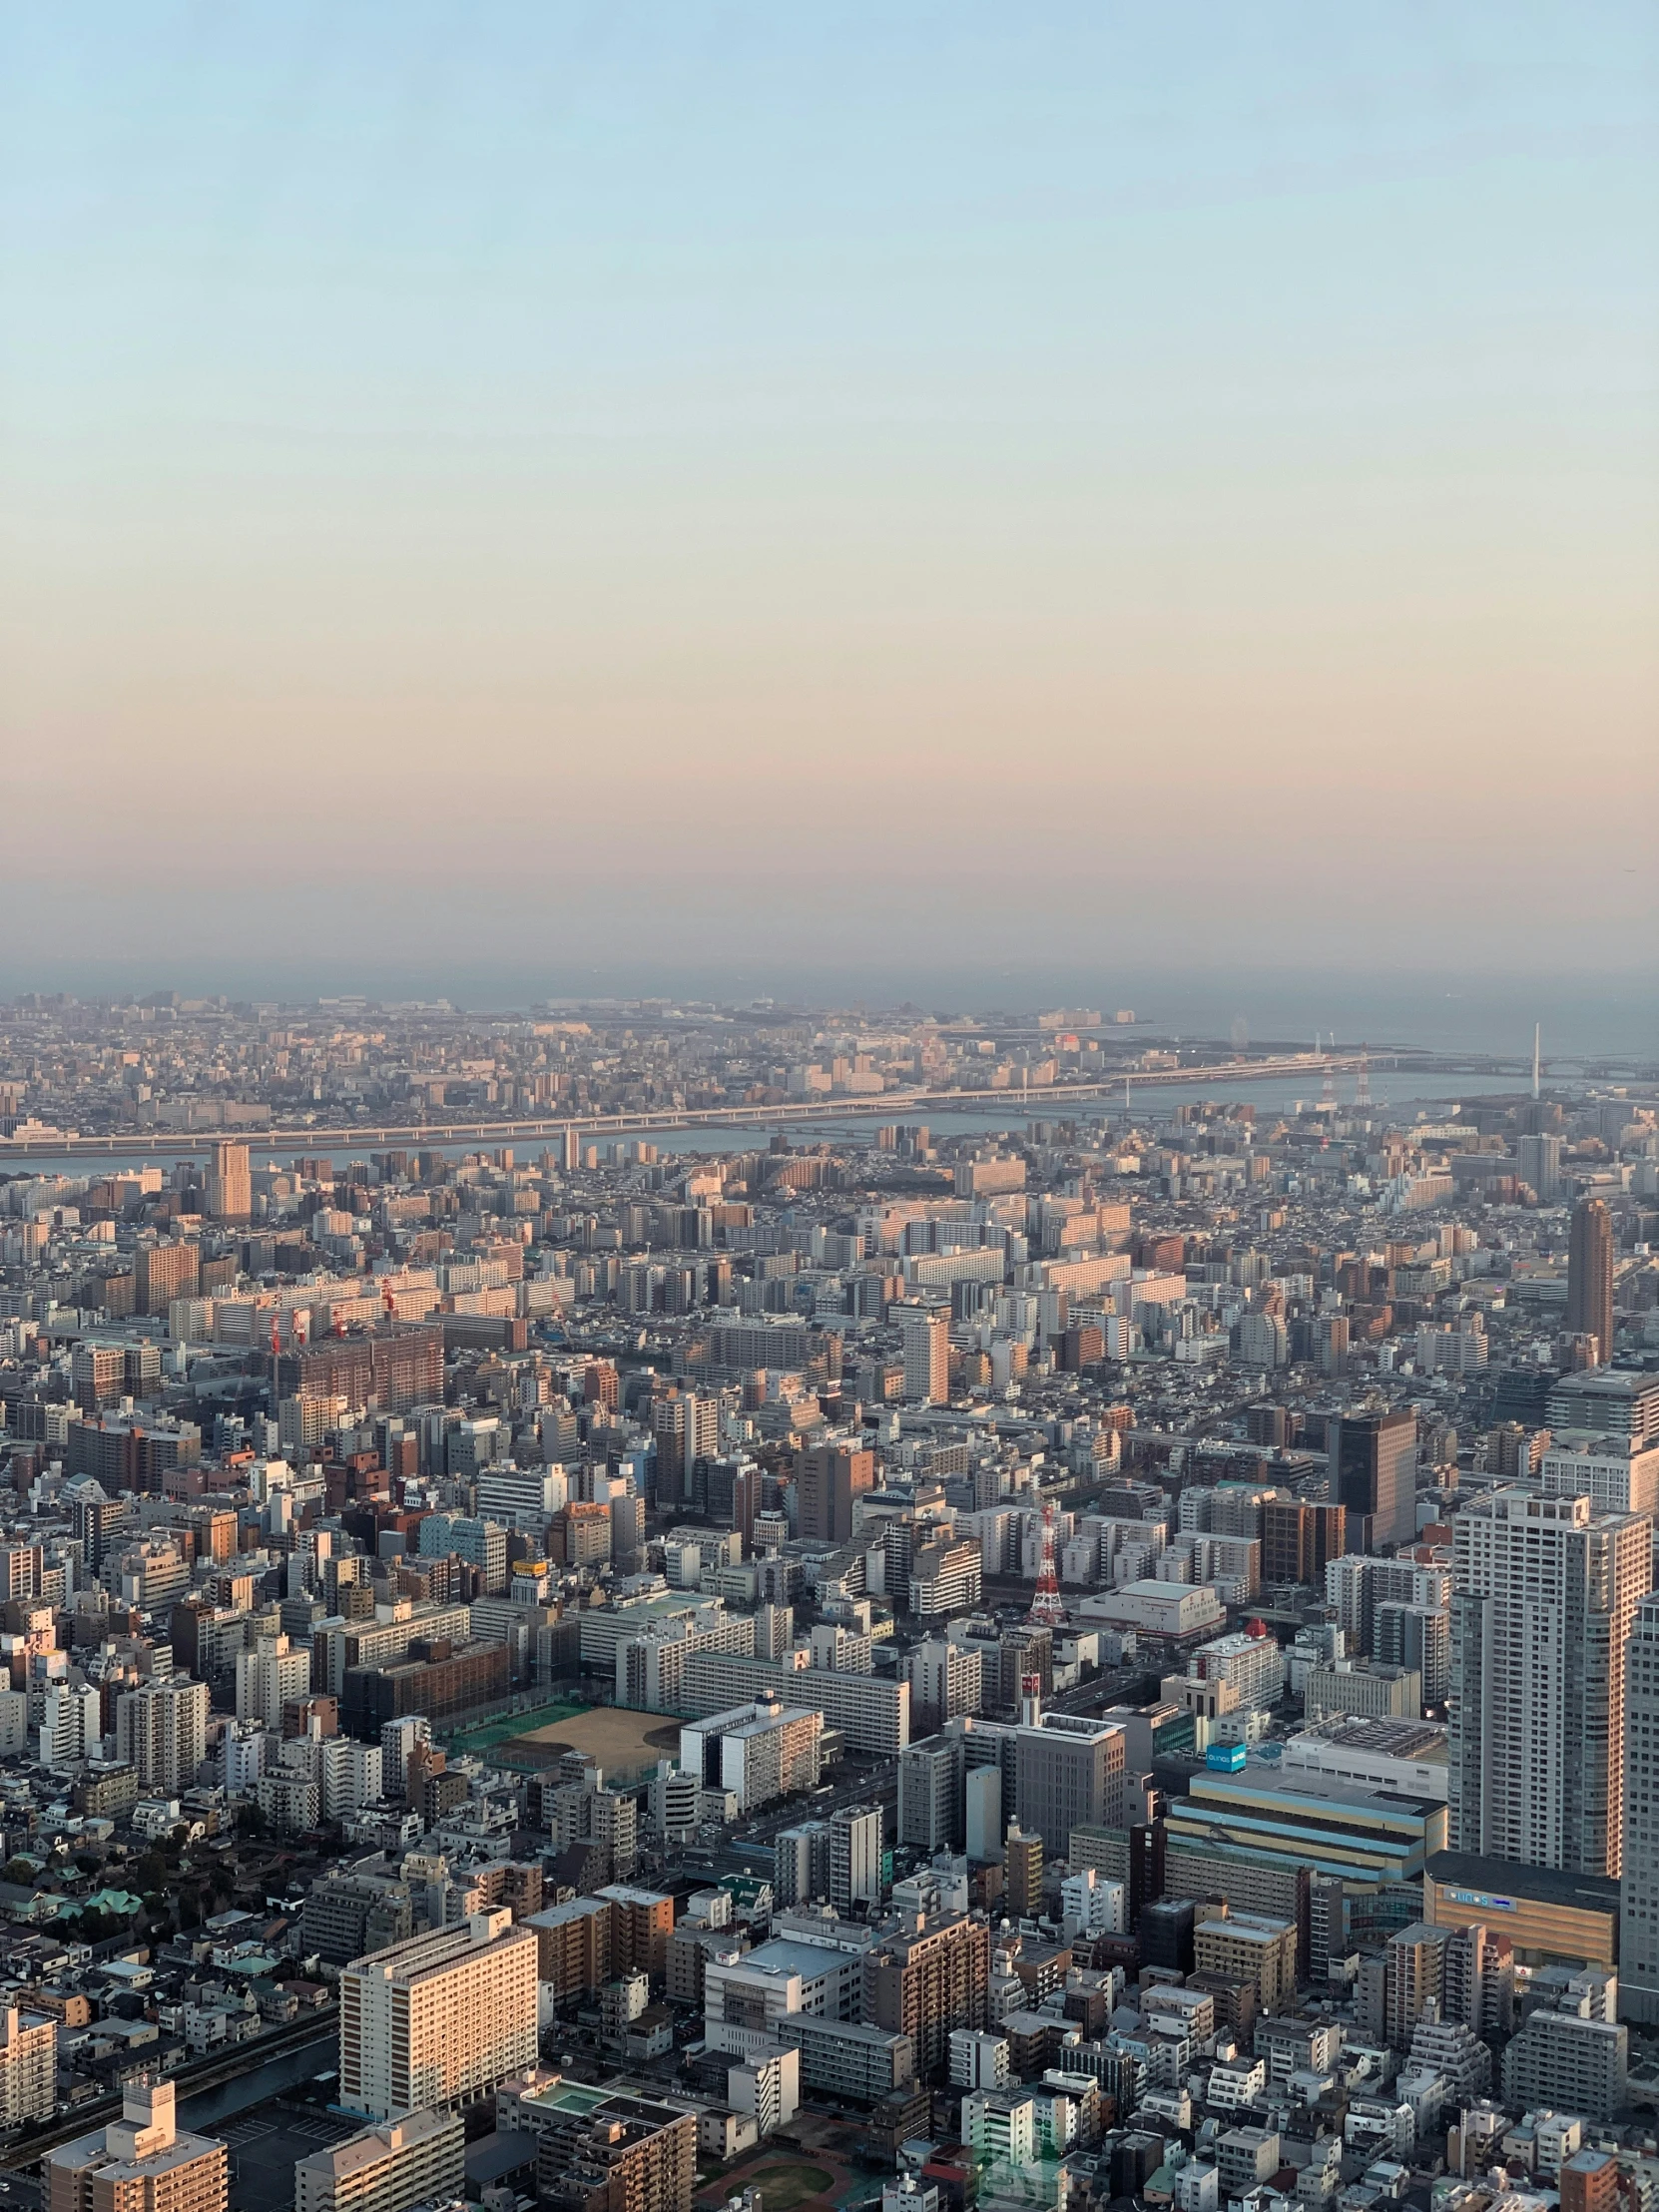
1014, 1712, 1127, 1857
1621, 1593, 1659, 2023
1546, 1369, 1659, 1445
1449, 1489, 1650, 1878
475, 1463, 567, 1531
679, 1699, 823, 1814
1330, 1408, 1416, 1551
205, 1141, 252, 1223
830, 1805, 883, 1916
1565, 1199, 1615, 1364
862, 1911, 991, 2079
0, 2005, 56, 2126
338, 1911, 538, 2120
800, 1442, 875, 1542
293, 2111, 463, 2212
1262, 1499, 1348, 1587
115, 1677, 209, 1796
778, 2016, 914, 2104
46, 2081, 226, 2212
1305, 1660, 1421, 1723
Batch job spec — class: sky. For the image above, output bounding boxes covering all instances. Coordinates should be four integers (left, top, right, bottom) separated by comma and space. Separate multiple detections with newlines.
2, 5, 1656, 1036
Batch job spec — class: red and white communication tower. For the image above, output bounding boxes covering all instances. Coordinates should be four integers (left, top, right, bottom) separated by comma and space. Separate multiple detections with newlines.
1027, 1496, 1066, 1629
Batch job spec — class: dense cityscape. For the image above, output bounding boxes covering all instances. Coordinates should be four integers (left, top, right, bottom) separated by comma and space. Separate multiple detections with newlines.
0, 993, 1653, 2212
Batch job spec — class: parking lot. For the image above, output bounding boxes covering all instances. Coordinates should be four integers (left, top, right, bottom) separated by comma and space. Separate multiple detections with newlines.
223, 2108, 360, 2212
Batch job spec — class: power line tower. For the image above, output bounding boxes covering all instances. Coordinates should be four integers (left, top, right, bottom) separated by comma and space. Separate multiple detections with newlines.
1028, 1497, 1066, 1629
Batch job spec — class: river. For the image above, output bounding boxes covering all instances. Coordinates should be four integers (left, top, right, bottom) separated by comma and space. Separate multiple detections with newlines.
0, 1068, 1556, 1179
177, 2035, 337, 2130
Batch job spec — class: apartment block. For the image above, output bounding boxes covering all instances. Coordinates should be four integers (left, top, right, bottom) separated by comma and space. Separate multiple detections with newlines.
679, 1699, 823, 1813
1192, 1909, 1298, 2017
47, 2081, 227, 2212
1451, 1489, 1650, 1878
114, 1678, 209, 1797
862, 1911, 990, 2079
0, 2004, 56, 2126
293, 2111, 463, 2212
338, 1912, 538, 2120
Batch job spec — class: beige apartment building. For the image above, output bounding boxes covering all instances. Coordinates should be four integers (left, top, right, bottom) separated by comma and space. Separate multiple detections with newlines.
1193, 1907, 1300, 2017
47, 2080, 227, 2212
0, 2003, 57, 2125
338, 1910, 538, 2120
293, 2110, 463, 2212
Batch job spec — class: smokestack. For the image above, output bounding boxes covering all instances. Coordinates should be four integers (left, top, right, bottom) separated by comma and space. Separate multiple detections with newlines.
1532, 1023, 1540, 1102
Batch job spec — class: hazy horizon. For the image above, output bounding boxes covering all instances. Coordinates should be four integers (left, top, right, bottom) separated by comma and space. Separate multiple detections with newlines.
0, 955, 1651, 1064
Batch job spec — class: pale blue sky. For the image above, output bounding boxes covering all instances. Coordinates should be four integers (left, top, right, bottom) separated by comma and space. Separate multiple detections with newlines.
2, 5, 1656, 1010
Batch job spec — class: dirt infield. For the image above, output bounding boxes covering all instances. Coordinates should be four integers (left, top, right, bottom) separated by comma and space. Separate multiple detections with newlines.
510, 1705, 683, 1774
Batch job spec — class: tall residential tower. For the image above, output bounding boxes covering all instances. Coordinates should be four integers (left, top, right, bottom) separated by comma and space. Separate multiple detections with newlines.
1449, 1489, 1651, 1879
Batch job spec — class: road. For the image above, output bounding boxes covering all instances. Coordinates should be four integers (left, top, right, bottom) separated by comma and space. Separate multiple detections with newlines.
0, 1053, 1382, 1159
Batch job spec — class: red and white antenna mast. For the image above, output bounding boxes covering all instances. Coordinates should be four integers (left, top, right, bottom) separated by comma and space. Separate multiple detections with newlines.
1028, 1497, 1066, 1629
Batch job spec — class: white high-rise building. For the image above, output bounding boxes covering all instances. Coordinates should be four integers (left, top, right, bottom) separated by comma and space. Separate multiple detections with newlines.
829, 1804, 882, 1916
896, 1304, 949, 1405
236, 1633, 312, 1728
1620, 1593, 1659, 2023
36, 1684, 102, 1773
380, 1715, 431, 1799
1516, 1133, 1562, 1204
1449, 1489, 1652, 1878
906, 1638, 982, 1723
1537, 1440, 1659, 1518
474, 1463, 565, 1531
